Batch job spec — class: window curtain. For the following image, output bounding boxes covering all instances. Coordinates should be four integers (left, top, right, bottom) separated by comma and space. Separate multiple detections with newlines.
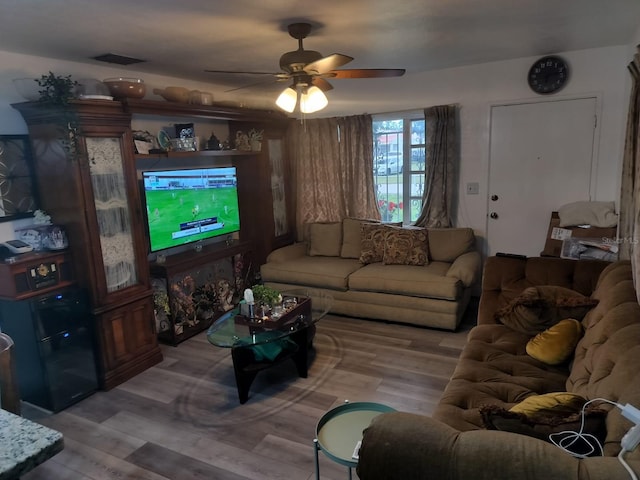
414, 105, 458, 228
288, 115, 379, 239
618, 45, 640, 301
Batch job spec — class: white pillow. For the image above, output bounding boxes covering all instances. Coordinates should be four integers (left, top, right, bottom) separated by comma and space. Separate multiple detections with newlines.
558, 201, 618, 228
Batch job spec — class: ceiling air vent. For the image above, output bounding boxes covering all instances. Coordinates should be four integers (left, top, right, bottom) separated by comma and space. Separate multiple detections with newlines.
91, 53, 146, 65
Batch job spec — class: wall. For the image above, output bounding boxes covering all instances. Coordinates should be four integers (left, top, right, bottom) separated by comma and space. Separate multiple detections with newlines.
0, 45, 634, 251
323, 45, 632, 250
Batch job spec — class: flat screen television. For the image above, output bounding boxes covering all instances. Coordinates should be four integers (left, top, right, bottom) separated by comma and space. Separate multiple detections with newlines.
141, 167, 240, 253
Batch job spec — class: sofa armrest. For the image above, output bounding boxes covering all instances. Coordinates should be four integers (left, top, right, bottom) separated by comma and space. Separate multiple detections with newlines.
357, 412, 634, 480
445, 250, 481, 288
265, 242, 308, 263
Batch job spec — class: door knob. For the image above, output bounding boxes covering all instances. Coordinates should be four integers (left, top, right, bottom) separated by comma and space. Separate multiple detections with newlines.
491, 195, 499, 201
490, 212, 499, 219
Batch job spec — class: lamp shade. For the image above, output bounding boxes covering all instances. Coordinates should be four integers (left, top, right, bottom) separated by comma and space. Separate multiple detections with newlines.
275, 87, 297, 113
300, 86, 328, 114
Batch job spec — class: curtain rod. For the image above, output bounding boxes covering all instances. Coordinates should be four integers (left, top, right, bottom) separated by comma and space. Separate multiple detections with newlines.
370, 103, 462, 119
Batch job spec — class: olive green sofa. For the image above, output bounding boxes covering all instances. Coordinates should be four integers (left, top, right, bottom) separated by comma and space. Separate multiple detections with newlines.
260, 218, 481, 330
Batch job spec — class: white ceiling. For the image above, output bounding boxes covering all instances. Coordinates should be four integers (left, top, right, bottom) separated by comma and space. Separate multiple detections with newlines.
2, 0, 639, 111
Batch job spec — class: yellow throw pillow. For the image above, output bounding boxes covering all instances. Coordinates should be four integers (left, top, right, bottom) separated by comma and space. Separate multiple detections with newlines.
525, 318, 584, 365
509, 392, 587, 416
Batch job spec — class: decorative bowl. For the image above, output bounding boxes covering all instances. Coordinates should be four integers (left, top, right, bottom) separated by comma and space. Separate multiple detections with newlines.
103, 78, 146, 99
13, 78, 41, 101
76, 78, 112, 100
153, 86, 190, 103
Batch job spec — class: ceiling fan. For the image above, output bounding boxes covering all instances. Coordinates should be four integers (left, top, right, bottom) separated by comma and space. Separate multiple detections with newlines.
205, 22, 406, 113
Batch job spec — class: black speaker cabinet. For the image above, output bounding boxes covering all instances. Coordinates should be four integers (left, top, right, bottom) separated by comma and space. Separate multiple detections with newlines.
0, 250, 74, 300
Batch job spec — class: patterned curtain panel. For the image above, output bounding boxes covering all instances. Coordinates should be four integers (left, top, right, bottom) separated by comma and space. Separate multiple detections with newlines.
414, 105, 458, 228
619, 45, 640, 301
337, 114, 379, 220
288, 115, 378, 240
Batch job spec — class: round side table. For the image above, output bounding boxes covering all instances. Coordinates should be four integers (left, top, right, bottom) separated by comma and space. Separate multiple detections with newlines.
314, 400, 396, 480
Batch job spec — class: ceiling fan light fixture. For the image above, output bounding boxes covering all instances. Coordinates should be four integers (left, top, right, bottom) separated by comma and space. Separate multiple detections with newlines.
275, 87, 297, 113
299, 86, 328, 114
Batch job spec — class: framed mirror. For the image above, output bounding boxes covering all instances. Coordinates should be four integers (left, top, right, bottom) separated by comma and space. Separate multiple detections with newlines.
0, 135, 39, 222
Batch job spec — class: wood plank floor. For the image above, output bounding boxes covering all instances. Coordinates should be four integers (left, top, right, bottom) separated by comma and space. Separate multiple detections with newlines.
21, 301, 477, 480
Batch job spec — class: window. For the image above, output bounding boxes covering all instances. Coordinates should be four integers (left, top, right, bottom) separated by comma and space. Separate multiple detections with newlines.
373, 114, 425, 224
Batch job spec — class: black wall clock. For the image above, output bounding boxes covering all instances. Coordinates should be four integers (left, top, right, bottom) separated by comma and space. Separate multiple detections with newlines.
527, 56, 569, 94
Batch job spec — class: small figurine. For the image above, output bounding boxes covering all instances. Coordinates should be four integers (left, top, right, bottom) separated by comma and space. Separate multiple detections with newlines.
206, 132, 221, 150
33, 209, 52, 225
235, 131, 251, 151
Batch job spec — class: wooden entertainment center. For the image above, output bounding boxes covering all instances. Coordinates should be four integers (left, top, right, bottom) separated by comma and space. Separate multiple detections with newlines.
13, 98, 293, 389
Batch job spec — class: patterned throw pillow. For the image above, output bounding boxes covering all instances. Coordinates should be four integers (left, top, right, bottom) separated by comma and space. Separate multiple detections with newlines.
359, 223, 392, 264
494, 286, 598, 336
382, 227, 429, 266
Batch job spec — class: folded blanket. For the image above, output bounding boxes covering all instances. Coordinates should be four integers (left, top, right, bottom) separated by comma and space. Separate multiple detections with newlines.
558, 201, 618, 228
236, 331, 298, 361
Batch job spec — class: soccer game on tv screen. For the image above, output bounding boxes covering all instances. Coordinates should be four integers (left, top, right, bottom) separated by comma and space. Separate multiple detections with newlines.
142, 167, 240, 252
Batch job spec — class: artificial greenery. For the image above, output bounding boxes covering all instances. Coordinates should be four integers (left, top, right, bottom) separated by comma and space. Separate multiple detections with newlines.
35, 72, 80, 161
36, 72, 78, 106
251, 284, 282, 306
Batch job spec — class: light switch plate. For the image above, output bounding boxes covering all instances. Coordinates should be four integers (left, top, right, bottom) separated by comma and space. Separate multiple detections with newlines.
466, 182, 479, 195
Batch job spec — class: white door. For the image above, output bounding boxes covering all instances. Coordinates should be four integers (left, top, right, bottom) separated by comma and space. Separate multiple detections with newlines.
487, 97, 598, 257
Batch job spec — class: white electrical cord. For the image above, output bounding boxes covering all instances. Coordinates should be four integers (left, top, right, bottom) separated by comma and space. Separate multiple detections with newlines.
548, 398, 639, 480
619, 450, 638, 480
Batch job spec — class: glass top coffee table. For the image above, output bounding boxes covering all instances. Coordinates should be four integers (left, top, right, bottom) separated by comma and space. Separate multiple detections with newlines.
207, 288, 332, 403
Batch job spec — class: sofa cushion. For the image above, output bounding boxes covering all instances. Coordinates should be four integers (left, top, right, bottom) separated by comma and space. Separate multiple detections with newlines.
526, 319, 583, 365
349, 262, 460, 299
433, 324, 570, 432
341, 218, 364, 258
259, 256, 362, 290
478, 256, 609, 326
494, 286, 598, 336
308, 222, 342, 257
427, 228, 475, 262
341, 218, 379, 259
383, 226, 429, 266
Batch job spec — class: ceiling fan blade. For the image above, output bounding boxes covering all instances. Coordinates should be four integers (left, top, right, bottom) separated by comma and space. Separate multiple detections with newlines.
205, 69, 278, 75
304, 53, 353, 74
312, 77, 334, 92
329, 68, 406, 79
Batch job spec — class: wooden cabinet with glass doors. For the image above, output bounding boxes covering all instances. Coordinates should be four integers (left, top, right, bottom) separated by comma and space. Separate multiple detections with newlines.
13, 100, 163, 389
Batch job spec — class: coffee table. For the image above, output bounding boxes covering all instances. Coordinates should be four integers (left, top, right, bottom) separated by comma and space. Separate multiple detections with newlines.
206, 288, 332, 403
